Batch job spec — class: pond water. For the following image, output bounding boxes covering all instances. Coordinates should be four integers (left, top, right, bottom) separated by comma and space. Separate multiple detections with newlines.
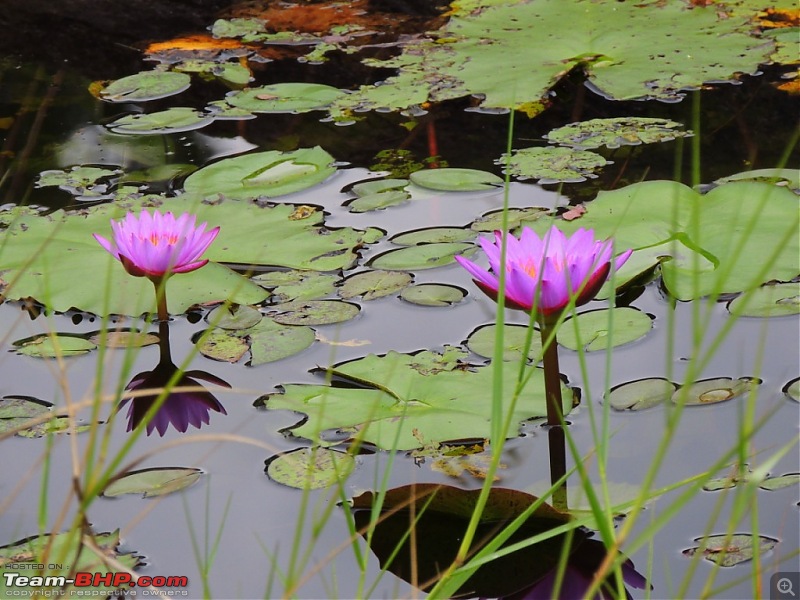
1, 2, 798, 599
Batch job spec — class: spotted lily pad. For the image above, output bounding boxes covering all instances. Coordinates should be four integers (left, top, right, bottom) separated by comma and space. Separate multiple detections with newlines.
270, 300, 360, 326
266, 447, 355, 490
103, 467, 203, 498
183, 146, 336, 200
259, 349, 575, 450
338, 270, 412, 301
206, 304, 263, 330
100, 70, 191, 102
466, 323, 543, 362
370, 243, 475, 271
544, 118, 692, 149
13, 334, 97, 358
106, 107, 214, 135
252, 270, 339, 302
727, 282, 800, 317
673, 377, 759, 406
409, 168, 502, 191
606, 378, 677, 411
225, 83, 344, 113
683, 534, 777, 567
500, 146, 611, 184
558, 308, 653, 352
784, 378, 800, 402
400, 284, 466, 307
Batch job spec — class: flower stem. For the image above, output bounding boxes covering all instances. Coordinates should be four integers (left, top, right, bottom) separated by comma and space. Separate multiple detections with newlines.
539, 319, 564, 427
150, 277, 169, 323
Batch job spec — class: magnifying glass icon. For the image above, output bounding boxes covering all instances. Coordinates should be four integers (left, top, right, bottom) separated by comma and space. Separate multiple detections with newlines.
778, 578, 796, 597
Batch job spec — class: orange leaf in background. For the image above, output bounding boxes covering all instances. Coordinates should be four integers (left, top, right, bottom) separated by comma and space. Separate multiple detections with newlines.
562, 205, 587, 221
777, 79, 800, 94
758, 8, 799, 29
146, 35, 247, 56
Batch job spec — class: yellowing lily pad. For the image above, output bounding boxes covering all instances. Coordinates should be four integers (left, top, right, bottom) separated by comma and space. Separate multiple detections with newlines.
103, 467, 203, 498
88, 329, 160, 349
784, 378, 800, 402
266, 447, 355, 490
13, 334, 97, 358
196, 330, 250, 363
558, 308, 653, 352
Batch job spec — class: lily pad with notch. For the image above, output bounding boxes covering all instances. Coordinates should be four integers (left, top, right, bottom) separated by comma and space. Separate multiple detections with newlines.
400, 284, 466, 307
13, 334, 97, 358
266, 447, 355, 490
225, 83, 345, 113
470, 207, 550, 232
345, 190, 410, 213
391, 227, 477, 246
252, 270, 339, 302
88, 329, 160, 349
558, 308, 653, 352
206, 304, 263, 330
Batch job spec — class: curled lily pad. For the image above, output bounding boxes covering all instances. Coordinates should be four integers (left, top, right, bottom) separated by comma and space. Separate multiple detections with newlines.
606, 378, 677, 411
544, 117, 692, 149
226, 83, 344, 113
88, 329, 160, 349
206, 304, 263, 330
13, 334, 97, 358
558, 308, 653, 352
370, 242, 475, 271
784, 378, 800, 402
409, 168, 503, 191
100, 70, 191, 102
270, 300, 360, 326
103, 467, 203, 498
673, 377, 759, 406
391, 227, 477, 246
400, 284, 466, 307
500, 146, 610, 184
252, 270, 339, 302
466, 323, 543, 362
683, 534, 777, 567
727, 282, 800, 317
338, 270, 413, 301
266, 447, 355, 490
346, 190, 410, 212
106, 107, 214, 135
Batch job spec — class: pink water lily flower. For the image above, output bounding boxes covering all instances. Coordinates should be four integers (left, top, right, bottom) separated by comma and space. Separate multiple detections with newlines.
94, 210, 220, 280
456, 226, 632, 318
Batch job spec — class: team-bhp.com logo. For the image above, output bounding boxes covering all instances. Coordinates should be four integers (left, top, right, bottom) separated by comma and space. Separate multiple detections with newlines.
4, 572, 189, 596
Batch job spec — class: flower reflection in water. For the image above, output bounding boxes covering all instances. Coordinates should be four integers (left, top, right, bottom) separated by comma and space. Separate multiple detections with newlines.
118, 321, 229, 436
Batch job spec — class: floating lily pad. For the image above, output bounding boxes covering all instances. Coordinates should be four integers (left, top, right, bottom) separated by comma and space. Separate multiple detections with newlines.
206, 304, 263, 330
470, 207, 550, 232
544, 118, 692, 149
683, 534, 777, 567
350, 178, 409, 196
0, 395, 51, 419
784, 378, 800, 402
391, 227, 477, 246
173, 59, 252, 87
103, 467, 203, 498
0, 206, 45, 228
370, 242, 475, 271
673, 377, 759, 406
246, 318, 316, 365
606, 378, 677, 411
259, 349, 575, 450
88, 330, 160, 348
346, 190, 410, 212
0, 396, 95, 438
13, 334, 97, 358
714, 168, 800, 190
759, 473, 800, 491
196, 330, 249, 363
500, 146, 610, 184
106, 107, 214, 135
252, 270, 339, 302
558, 308, 653, 352
400, 284, 466, 307
266, 447, 355, 490
466, 323, 543, 362
703, 469, 751, 492
338, 270, 412, 301
727, 282, 800, 317
409, 168, 502, 191
100, 70, 191, 102
36, 166, 121, 194
211, 17, 267, 40
270, 300, 360, 325
183, 147, 336, 200
226, 83, 344, 113
119, 164, 198, 184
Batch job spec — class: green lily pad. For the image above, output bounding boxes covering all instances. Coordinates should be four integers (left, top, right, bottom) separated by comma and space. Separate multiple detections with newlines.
338, 270, 413, 300
0, 395, 51, 419
37, 166, 121, 195
391, 227, 477, 246
183, 146, 336, 200
0, 206, 46, 228
226, 83, 344, 113
211, 17, 267, 40
714, 168, 800, 190
346, 190, 410, 212
606, 378, 677, 411
14, 417, 93, 438
206, 304, 263, 330
103, 467, 203, 498
784, 378, 800, 402
759, 473, 800, 491
763, 27, 800, 67
270, 300, 360, 326
13, 334, 97, 358
409, 168, 502, 191
558, 308, 653, 352
470, 207, 550, 232
100, 70, 191, 102
0, 530, 141, 596
544, 117, 692, 149
247, 319, 316, 366
466, 323, 543, 362
703, 469, 751, 492
259, 349, 575, 450
400, 284, 466, 307
252, 270, 339, 302
727, 282, 800, 317
172, 59, 252, 87
196, 330, 250, 363
370, 242, 475, 271
500, 146, 610, 184
106, 107, 214, 135
266, 447, 355, 490
350, 178, 409, 196
673, 377, 759, 406
683, 534, 777, 567
88, 329, 160, 348
119, 164, 198, 184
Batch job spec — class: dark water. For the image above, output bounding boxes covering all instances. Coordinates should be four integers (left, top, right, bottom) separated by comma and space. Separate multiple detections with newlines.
1, 3, 799, 599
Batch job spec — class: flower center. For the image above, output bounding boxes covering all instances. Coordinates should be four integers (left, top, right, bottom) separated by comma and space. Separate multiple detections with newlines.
147, 233, 179, 246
